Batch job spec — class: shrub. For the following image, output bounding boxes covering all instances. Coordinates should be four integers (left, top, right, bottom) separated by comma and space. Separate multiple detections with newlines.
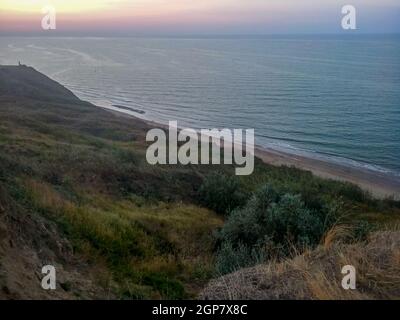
215, 242, 266, 275
352, 220, 374, 241
198, 172, 247, 215
266, 194, 324, 248
217, 184, 339, 265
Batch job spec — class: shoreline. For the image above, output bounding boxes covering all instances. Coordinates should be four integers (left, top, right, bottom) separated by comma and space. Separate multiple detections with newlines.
100, 105, 400, 200
254, 147, 400, 199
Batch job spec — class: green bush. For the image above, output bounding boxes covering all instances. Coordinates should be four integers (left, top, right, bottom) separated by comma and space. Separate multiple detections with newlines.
215, 241, 266, 275
352, 220, 374, 241
198, 172, 247, 215
217, 184, 339, 265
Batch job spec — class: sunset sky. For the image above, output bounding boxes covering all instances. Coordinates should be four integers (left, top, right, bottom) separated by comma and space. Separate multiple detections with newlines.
0, 0, 399, 35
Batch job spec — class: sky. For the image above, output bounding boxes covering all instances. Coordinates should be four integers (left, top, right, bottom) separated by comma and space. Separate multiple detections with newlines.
0, 0, 399, 35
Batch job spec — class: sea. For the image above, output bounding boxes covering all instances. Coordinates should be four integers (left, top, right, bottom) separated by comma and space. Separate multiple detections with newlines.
0, 35, 399, 177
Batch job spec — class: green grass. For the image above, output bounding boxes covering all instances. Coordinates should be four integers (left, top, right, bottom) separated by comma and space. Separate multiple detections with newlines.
1, 85, 399, 299
14, 178, 221, 299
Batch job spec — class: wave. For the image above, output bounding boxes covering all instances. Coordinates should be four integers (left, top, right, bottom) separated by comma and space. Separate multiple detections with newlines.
6, 37, 398, 180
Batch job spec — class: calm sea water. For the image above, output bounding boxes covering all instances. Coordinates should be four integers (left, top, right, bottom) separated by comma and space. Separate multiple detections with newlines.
1, 36, 399, 176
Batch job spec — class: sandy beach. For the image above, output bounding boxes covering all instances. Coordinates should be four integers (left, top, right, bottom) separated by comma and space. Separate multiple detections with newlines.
103, 106, 400, 200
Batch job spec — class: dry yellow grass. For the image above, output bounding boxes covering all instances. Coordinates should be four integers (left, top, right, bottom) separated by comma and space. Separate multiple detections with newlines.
322, 224, 354, 249
24, 178, 73, 213
200, 231, 400, 300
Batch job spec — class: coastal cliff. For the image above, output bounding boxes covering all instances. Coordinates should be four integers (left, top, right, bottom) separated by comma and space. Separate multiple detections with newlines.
0, 65, 399, 299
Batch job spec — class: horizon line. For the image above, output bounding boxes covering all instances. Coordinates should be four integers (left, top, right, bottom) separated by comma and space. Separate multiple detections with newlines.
1, 32, 400, 38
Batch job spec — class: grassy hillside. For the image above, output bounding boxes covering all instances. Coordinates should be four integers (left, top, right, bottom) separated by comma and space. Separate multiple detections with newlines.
0, 65, 399, 299
201, 229, 400, 299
